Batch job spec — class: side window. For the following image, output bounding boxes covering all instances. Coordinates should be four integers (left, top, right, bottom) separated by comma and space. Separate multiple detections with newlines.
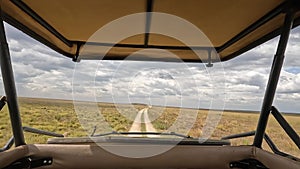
268, 27, 300, 158
209, 26, 300, 159
0, 23, 86, 145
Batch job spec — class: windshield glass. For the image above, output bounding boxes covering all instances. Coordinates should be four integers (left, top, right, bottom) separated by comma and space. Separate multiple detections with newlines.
0, 23, 299, 157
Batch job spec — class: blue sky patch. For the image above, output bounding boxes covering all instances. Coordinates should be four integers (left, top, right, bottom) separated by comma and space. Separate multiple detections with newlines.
285, 67, 300, 74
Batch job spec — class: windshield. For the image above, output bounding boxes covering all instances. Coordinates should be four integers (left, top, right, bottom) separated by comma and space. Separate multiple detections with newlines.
0, 23, 299, 157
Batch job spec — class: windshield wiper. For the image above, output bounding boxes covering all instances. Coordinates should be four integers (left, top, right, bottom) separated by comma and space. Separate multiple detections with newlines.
92, 131, 192, 138
0, 126, 64, 152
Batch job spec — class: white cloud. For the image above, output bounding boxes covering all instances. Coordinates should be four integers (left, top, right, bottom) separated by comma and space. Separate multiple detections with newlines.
1, 23, 300, 113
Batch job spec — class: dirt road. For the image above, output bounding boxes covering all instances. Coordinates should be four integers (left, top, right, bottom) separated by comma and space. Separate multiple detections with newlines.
129, 108, 157, 137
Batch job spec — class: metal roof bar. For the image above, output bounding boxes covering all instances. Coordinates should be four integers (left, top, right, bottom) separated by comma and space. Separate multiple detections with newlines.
11, 0, 74, 47
217, 2, 285, 53
2, 12, 74, 59
0, 15, 25, 146
144, 0, 153, 47
222, 17, 300, 62
253, 7, 296, 148
83, 41, 214, 50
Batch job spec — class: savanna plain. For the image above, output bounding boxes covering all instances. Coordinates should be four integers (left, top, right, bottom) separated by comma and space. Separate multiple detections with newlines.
0, 97, 299, 158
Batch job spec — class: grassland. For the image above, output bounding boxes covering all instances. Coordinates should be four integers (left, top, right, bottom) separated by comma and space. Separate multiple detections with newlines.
0, 97, 299, 158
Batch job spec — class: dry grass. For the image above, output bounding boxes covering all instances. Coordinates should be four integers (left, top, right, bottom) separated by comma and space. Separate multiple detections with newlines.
0, 97, 299, 158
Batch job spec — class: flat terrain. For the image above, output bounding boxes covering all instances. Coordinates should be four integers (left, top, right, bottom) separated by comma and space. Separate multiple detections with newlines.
0, 97, 299, 158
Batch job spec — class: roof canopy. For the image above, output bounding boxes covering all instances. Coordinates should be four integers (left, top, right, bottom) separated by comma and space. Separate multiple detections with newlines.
0, 0, 299, 62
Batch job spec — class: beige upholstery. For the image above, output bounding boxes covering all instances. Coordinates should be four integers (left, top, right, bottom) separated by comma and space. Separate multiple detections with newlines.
0, 144, 299, 169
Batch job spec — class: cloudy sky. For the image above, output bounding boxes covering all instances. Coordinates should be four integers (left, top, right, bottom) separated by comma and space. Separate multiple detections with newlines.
1, 23, 300, 113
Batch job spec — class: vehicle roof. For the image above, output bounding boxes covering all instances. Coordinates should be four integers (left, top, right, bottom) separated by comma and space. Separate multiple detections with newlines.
1, 0, 300, 62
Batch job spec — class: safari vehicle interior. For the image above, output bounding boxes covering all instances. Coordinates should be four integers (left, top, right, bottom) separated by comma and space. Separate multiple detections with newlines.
0, 0, 300, 169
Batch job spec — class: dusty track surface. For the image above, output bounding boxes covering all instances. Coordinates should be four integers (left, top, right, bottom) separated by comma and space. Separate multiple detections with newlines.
129, 108, 157, 137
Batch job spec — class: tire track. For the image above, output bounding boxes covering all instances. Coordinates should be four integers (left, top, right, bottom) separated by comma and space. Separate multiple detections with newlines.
128, 107, 158, 137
